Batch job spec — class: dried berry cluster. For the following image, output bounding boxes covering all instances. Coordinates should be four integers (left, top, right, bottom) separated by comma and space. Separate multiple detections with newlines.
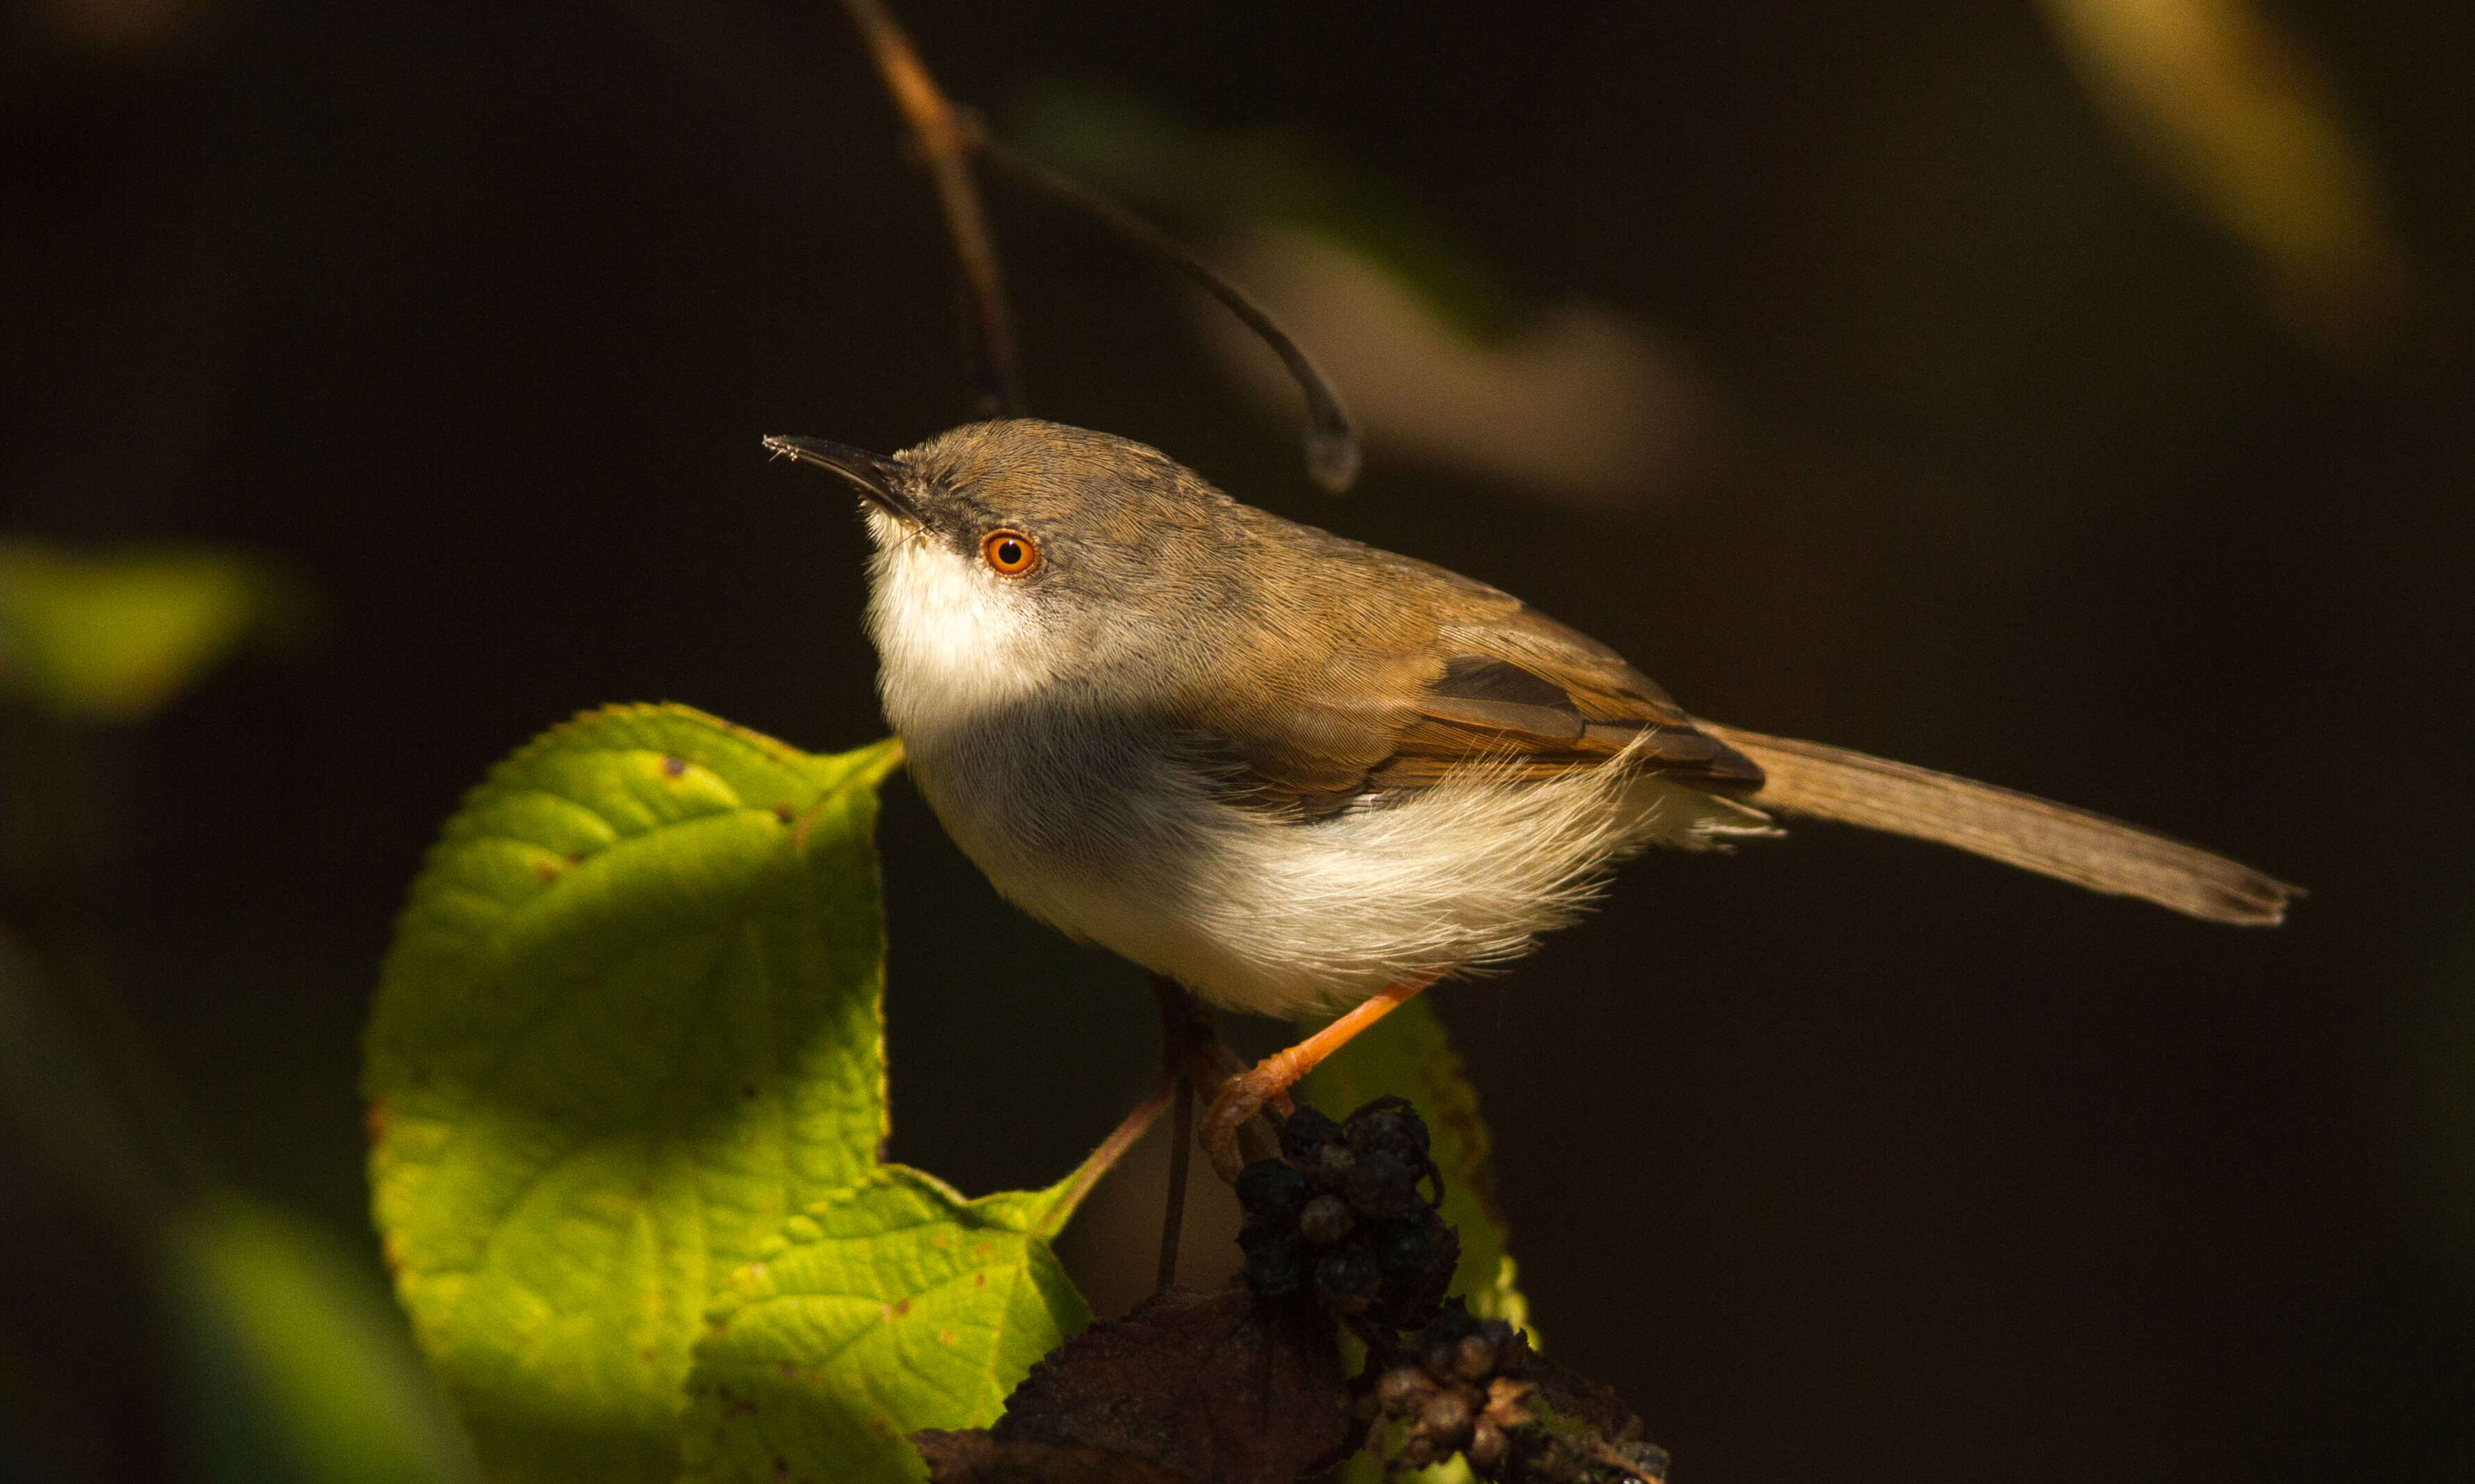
1235, 1097, 1458, 1329
1364, 1301, 1535, 1473
1225, 1098, 1667, 1483
1363, 1301, 1673, 1483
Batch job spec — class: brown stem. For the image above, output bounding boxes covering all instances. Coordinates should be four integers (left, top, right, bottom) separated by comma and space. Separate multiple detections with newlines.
971, 128, 1362, 494
1156, 1074, 1192, 1292
836, 0, 1021, 416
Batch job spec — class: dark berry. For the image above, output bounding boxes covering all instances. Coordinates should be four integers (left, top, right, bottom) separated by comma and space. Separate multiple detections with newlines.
1467, 1420, 1508, 1469
1242, 1233, 1305, 1299
1312, 1246, 1380, 1315
1421, 1300, 1479, 1345
1280, 1106, 1341, 1162
1369, 1215, 1458, 1330
1307, 1140, 1356, 1190
1453, 1332, 1497, 1381
1233, 1158, 1311, 1222
1299, 1192, 1356, 1245
1345, 1149, 1419, 1218
1344, 1096, 1431, 1159
1374, 1214, 1440, 1279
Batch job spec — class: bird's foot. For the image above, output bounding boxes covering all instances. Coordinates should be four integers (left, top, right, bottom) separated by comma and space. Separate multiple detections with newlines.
1200, 1049, 1306, 1183
1195, 974, 1444, 1183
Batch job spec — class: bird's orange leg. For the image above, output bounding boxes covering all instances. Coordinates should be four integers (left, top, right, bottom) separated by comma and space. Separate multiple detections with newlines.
1200, 973, 1442, 1182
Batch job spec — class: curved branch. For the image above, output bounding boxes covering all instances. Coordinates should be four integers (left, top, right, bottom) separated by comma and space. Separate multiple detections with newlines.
972, 128, 1362, 494
837, 0, 1360, 491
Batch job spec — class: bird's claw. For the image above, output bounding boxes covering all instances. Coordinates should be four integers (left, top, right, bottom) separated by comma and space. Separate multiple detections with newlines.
1199, 1078, 1265, 1183
1199, 1059, 1299, 1183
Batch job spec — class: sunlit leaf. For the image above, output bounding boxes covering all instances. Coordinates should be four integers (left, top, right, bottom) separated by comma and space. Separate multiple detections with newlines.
365, 705, 901, 1483
678, 1167, 1090, 1484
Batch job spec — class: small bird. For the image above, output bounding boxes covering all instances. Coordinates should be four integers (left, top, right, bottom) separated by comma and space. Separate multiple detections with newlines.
767, 419, 2298, 1178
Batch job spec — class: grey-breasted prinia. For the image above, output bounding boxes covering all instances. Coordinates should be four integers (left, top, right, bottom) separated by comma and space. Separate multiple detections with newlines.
768, 419, 2297, 1176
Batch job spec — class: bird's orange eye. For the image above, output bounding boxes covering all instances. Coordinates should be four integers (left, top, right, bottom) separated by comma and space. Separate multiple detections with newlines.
981, 529, 1039, 576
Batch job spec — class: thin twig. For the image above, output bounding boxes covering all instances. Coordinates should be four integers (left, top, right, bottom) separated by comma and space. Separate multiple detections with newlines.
1156, 1074, 1193, 1291
836, 0, 1021, 416
972, 128, 1362, 494
1043, 1069, 1175, 1237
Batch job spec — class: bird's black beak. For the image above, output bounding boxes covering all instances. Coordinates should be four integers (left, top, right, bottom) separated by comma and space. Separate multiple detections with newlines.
763, 435, 926, 526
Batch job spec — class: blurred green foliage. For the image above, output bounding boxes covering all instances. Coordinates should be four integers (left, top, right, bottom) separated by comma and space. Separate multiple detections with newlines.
0, 935, 475, 1484
1011, 83, 1519, 340
161, 1199, 482, 1484
2406, 904, 2475, 1300
0, 542, 301, 723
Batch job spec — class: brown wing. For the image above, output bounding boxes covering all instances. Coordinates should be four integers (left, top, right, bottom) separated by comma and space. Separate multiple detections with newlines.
1185, 582, 1762, 819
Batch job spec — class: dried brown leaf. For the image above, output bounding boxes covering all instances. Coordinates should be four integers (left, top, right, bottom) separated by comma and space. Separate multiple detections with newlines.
977, 1286, 1356, 1484
912, 1430, 1200, 1484
1505, 1352, 1671, 1484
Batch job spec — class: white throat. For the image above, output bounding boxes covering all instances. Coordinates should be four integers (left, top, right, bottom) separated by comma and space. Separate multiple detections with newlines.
865, 519, 1053, 741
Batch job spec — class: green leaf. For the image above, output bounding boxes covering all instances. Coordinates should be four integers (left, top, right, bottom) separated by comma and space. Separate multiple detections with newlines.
0, 540, 299, 720
364, 704, 902, 1484
162, 1197, 483, 1484
678, 1166, 1090, 1484
1302, 997, 1530, 1336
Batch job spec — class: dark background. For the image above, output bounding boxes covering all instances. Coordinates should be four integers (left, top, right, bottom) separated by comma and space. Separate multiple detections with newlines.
5, 1, 2472, 1481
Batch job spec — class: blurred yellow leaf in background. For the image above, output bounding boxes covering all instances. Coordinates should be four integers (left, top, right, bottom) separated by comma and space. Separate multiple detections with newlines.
1199, 226, 1712, 509
2037, 0, 2415, 358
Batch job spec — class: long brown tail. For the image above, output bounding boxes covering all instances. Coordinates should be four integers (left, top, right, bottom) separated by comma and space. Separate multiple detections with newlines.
1695, 722, 2301, 926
